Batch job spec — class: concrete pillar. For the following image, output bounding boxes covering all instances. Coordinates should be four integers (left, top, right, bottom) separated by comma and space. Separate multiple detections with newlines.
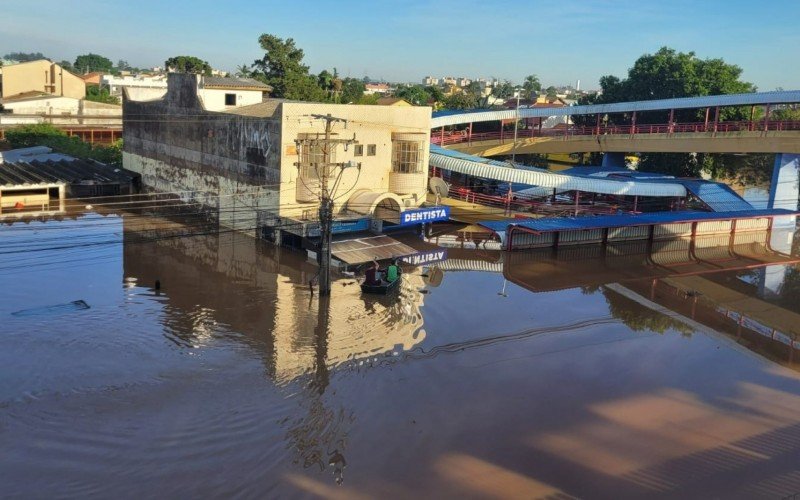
768, 153, 799, 211
601, 152, 626, 168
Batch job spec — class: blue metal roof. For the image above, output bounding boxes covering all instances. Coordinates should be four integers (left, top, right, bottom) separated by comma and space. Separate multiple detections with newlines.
479, 209, 796, 235
680, 180, 754, 212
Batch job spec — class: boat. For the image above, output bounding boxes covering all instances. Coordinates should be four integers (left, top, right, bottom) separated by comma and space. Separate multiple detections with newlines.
360, 275, 402, 295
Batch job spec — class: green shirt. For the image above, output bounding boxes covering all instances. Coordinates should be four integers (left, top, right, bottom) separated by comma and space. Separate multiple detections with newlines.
386, 265, 399, 282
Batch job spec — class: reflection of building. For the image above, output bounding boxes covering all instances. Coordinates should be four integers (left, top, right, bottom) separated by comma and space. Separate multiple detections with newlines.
123, 73, 431, 240
121, 216, 427, 383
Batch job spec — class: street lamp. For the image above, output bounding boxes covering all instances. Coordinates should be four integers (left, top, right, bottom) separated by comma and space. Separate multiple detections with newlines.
511, 88, 522, 165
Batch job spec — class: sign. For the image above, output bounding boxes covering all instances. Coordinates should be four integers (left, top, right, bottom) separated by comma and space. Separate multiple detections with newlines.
399, 206, 450, 225
402, 249, 448, 266
307, 218, 370, 237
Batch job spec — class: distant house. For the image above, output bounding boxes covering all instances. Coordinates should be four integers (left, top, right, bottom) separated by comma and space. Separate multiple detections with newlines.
364, 83, 390, 95
198, 76, 271, 111
376, 97, 411, 107
78, 72, 104, 87
0, 59, 86, 99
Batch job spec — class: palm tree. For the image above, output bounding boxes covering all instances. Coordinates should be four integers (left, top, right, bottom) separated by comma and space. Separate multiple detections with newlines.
235, 64, 252, 78
523, 74, 541, 100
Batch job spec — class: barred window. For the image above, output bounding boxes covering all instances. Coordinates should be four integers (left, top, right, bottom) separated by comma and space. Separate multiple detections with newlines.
367, 144, 377, 156
296, 137, 334, 178
392, 140, 423, 173
354, 144, 363, 156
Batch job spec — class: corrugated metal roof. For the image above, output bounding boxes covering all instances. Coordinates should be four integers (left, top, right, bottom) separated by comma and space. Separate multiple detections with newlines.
432, 90, 800, 127
202, 76, 271, 90
680, 180, 754, 212
430, 145, 687, 197
479, 208, 796, 236
0, 159, 138, 187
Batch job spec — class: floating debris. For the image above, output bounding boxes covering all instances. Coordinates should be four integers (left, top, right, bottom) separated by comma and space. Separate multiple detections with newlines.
11, 300, 90, 317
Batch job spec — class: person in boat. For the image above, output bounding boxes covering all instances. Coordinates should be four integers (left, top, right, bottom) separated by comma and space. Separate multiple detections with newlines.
385, 259, 400, 283
364, 259, 381, 285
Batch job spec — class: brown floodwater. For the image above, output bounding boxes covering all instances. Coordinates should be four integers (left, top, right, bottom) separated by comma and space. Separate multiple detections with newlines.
2, 209, 800, 499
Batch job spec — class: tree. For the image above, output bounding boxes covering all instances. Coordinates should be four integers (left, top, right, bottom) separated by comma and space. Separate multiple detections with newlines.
59, 60, 74, 72
74, 53, 114, 73
522, 74, 541, 99
4, 52, 46, 62
340, 78, 365, 104
394, 85, 431, 106
116, 59, 131, 71
425, 85, 445, 104
545, 86, 558, 100
492, 80, 516, 99
4, 123, 122, 165
443, 92, 478, 110
251, 34, 325, 101
85, 85, 120, 105
465, 81, 484, 98
164, 55, 212, 75
235, 63, 253, 78
594, 47, 755, 122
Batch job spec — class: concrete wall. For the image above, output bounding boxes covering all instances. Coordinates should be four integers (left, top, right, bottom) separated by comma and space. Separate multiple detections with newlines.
123, 73, 281, 233
0, 60, 85, 99
199, 88, 264, 111
0, 96, 121, 126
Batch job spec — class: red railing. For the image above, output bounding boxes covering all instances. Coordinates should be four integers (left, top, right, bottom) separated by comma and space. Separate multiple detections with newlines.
431, 120, 800, 146
447, 183, 629, 217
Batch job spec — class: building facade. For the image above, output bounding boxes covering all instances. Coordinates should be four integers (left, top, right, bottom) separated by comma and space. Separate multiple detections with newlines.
0, 60, 85, 99
123, 74, 431, 242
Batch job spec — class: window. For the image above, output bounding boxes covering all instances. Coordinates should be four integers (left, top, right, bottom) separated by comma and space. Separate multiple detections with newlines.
367, 144, 377, 156
225, 93, 236, 106
354, 144, 364, 157
392, 141, 423, 173
296, 136, 335, 178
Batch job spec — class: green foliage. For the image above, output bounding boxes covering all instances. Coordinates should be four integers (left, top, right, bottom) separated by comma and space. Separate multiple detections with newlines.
443, 92, 478, 110
545, 86, 558, 100
492, 80, 516, 99
602, 287, 693, 335
116, 60, 131, 71
252, 34, 325, 101
522, 74, 541, 99
4, 52, 46, 62
235, 63, 253, 78
395, 85, 431, 106
164, 55, 212, 75
59, 60, 74, 72
85, 85, 120, 105
465, 81, 483, 98
638, 152, 774, 185
74, 53, 114, 73
594, 47, 755, 122
356, 94, 380, 105
340, 78, 366, 104
4, 124, 122, 166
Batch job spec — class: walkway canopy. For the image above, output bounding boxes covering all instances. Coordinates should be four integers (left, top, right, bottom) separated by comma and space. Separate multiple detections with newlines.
430, 145, 687, 197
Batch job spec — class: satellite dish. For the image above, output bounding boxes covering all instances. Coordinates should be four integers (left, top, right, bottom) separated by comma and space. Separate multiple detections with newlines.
428, 177, 450, 198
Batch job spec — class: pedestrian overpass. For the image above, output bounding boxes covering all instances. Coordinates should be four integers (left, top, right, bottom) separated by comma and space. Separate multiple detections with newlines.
429, 90, 800, 211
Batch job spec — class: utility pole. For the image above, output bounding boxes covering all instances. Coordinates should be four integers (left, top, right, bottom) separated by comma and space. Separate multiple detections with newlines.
295, 114, 357, 296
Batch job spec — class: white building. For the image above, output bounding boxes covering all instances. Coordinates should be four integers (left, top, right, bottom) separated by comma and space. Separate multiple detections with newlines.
422, 76, 439, 86
197, 76, 271, 111
0, 93, 121, 126
102, 74, 168, 97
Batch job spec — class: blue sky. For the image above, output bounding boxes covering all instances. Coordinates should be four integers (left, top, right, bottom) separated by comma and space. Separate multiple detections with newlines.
2, 0, 798, 90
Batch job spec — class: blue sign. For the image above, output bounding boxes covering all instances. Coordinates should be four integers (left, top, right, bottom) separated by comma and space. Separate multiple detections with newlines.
307, 218, 370, 237
402, 249, 448, 266
399, 206, 450, 225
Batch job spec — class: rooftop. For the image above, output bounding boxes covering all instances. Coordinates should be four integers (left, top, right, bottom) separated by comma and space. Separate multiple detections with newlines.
0, 158, 138, 187
202, 76, 272, 91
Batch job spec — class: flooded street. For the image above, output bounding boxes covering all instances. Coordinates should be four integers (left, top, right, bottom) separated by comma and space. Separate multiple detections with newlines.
3, 209, 800, 498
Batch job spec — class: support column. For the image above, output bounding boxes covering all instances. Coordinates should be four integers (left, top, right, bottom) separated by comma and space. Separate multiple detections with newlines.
763, 104, 771, 132
768, 153, 800, 211
601, 152, 626, 168
631, 111, 637, 135
712, 106, 720, 135
704, 107, 710, 132
668, 109, 674, 134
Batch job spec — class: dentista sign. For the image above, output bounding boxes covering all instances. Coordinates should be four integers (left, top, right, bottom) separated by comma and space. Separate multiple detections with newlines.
399, 206, 450, 225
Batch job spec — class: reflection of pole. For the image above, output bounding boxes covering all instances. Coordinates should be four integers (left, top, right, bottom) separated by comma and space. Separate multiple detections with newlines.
498, 279, 508, 297
312, 294, 331, 395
